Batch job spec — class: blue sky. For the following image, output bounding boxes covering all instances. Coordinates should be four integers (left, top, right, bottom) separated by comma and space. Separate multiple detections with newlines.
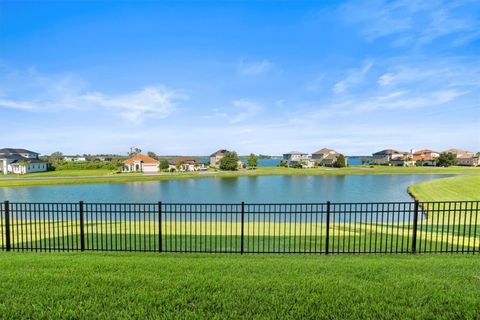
0, 0, 479, 156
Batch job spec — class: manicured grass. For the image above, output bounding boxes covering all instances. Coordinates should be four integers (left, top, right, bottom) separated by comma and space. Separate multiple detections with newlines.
408, 174, 480, 202
1, 166, 479, 188
14, 169, 115, 177
0, 252, 478, 319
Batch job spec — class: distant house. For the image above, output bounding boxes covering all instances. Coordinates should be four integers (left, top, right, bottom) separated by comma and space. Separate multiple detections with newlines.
122, 154, 159, 173
169, 157, 207, 172
372, 149, 407, 165
412, 149, 440, 166
210, 149, 229, 168
282, 151, 314, 168
456, 156, 480, 167
312, 148, 347, 166
64, 156, 87, 162
442, 149, 475, 159
0, 148, 48, 175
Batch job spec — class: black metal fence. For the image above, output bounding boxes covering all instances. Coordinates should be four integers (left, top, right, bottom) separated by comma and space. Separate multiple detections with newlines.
0, 200, 478, 254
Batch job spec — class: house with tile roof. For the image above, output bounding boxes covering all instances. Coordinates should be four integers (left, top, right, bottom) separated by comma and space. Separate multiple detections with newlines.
412, 149, 440, 166
442, 149, 475, 159
122, 154, 159, 173
0, 148, 48, 174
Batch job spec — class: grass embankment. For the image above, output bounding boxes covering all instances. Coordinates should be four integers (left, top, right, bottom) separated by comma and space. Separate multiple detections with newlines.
1, 166, 480, 188
408, 174, 480, 202
4, 219, 478, 253
0, 253, 478, 319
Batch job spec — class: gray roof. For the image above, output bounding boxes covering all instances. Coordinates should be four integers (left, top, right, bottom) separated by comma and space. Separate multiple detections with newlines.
9, 157, 46, 164
313, 148, 335, 155
372, 149, 405, 156
283, 151, 308, 155
0, 148, 39, 155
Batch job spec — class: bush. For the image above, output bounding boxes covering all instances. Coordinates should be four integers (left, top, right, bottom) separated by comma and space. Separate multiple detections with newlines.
160, 160, 169, 170
333, 155, 347, 168
436, 153, 457, 167
53, 161, 123, 171
219, 152, 240, 171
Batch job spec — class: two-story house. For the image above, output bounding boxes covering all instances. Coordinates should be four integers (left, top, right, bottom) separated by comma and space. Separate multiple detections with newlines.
0, 148, 48, 174
312, 148, 347, 166
282, 151, 314, 168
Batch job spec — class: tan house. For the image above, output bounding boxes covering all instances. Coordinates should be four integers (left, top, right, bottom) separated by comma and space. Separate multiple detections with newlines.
122, 154, 159, 173
442, 149, 475, 158
209, 149, 243, 169
210, 149, 228, 168
312, 148, 346, 166
456, 155, 480, 166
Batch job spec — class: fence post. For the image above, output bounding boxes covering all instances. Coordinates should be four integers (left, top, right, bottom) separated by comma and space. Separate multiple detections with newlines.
4, 201, 11, 252
79, 201, 85, 251
158, 201, 163, 253
411, 200, 419, 254
241, 201, 245, 255
325, 201, 331, 255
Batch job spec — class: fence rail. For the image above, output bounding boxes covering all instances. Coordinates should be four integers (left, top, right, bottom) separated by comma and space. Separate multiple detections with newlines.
0, 200, 478, 254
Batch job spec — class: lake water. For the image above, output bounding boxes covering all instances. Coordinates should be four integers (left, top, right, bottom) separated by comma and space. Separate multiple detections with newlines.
0, 174, 453, 203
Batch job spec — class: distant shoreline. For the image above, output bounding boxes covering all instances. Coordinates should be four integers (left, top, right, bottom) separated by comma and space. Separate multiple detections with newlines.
0, 166, 479, 188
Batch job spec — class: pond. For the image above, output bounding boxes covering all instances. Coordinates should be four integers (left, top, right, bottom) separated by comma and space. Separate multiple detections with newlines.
0, 174, 453, 203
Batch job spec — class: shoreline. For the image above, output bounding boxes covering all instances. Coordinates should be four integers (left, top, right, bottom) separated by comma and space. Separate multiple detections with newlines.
0, 166, 479, 188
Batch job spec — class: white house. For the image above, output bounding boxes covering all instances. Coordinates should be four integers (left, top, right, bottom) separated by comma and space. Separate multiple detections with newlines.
64, 156, 87, 162
122, 154, 159, 173
0, 148, 48, 175
282, 151, 314, 168
168, 157, 208, 172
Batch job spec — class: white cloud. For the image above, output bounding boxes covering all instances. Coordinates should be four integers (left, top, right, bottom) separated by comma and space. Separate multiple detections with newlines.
342, 0, 480, 47
333, 60, 373, 94
237, 59, 274, 76
0, 68, 185, 124
229, 99, 262, 124
83, 87, 184, 124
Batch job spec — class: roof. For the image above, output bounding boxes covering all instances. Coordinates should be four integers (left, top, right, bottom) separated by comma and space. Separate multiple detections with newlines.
10, 158, 46, 164
123, 154, 159, 165
372, 149, 406, 156
1, 154, 46, 163
210, 149, 229, 157
443, 148, 474, 156
413, 149, 439, 155
169, 157, 197, 165
283, 151, 308, 155
0, 148, 39, 155
313, 148, 335, 155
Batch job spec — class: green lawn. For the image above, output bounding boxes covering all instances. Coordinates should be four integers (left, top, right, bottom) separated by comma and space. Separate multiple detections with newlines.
0, 252, 478, 319
1, 165, 479, 188
408, 174, 480, 201
16, 169, 115, 177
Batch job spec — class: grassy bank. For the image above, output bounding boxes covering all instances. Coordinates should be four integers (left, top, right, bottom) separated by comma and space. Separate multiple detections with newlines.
1, 166, 479, 188
0, 252, 478, 319
408, 175, 480, 201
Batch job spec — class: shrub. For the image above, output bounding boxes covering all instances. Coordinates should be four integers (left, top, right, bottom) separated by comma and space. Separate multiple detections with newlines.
219, 152, 240, 171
